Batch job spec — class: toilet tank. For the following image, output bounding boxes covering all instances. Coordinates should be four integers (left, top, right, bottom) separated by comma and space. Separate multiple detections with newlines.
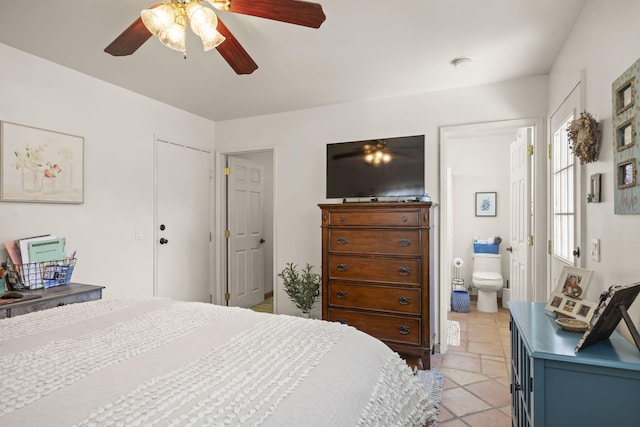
473, 253, 502, 273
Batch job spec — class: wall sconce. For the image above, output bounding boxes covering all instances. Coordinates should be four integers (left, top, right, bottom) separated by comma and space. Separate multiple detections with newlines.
588, 173, 602, 203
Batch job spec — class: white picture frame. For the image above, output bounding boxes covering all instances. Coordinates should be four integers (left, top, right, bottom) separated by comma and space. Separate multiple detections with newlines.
0, 121, 84, 204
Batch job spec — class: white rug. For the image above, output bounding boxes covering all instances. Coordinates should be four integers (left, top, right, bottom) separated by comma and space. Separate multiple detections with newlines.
447, 320, 460, 346
416, 369, 444, 424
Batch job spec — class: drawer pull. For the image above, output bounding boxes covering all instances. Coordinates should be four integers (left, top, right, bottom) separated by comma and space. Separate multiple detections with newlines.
336, 291, 348, 299
336, 237, 349, 245
336, 318, 348, 324
398, 325, 411, 335
338, 216, 345, 222
336, 263, 348, 272
398, 296, 411, 305
398, 267, 411, 276
398, 238, 411, 247
401, 215, 407, 222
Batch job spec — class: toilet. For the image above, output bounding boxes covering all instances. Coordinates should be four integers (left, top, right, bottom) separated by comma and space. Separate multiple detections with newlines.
472, 253, 504, 313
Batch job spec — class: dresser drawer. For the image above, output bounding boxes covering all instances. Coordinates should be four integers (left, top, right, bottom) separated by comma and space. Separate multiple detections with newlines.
329, 283, 420, 314
328, 255, 421, 285
328, 229, 421, 256
328, 308, 421, 345
327, 210, 421, 226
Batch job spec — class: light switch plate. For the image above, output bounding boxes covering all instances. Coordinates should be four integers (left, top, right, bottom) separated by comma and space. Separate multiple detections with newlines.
591, 238, 600, 262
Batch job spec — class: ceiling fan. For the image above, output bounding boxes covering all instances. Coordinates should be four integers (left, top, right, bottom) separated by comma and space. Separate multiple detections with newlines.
104, 0, 326, 75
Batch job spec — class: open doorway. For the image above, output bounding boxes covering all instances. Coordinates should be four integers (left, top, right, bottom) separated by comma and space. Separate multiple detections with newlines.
215, 149, 275, 312
438, 118, 545, 353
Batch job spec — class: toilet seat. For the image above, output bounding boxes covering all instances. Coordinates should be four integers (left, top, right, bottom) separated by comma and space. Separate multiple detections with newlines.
472, 271, 502, 286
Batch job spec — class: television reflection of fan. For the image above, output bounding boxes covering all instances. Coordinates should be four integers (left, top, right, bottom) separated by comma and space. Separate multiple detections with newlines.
104, 0, 326, 75
331, 140, 411, 165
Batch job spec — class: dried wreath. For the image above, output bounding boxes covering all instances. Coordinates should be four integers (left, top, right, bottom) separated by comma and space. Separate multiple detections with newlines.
567, 111, 600, 164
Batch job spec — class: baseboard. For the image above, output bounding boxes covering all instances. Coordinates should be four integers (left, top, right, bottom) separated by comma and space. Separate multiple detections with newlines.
264, 291, 273, 299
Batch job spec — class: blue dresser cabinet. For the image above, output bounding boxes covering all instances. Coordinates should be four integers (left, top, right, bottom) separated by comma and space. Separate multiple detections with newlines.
509, 301, 640, 427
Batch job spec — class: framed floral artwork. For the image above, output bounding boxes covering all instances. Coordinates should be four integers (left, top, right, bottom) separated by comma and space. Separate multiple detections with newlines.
475, 192, 496, 217
0, 121, 83, 203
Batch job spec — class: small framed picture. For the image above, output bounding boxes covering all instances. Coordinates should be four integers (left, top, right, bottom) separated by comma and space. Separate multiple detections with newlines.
615, 77, 635, 115
475, 192, 496, 217
617, 158, 637, 189
554, 266, 593, 299
545, 291, 598, 323
616, 119, 635, 151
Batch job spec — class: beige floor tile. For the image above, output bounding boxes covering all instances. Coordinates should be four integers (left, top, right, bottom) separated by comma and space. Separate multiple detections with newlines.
465, 379, 511, 407
468, 341, 504, 357
442, 387, 491, 417
439, 368, 488, 386
481, 358, 509, 377
438, 419, 469, 427
441, 353, 482, 372
461, 408, 511, 427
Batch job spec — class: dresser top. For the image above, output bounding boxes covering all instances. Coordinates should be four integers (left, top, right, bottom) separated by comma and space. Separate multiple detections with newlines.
509, 301, 640, 371
319, 202, 432, 209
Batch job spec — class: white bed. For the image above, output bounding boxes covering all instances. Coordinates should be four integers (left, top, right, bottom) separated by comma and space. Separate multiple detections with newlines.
0, 298, 438, 426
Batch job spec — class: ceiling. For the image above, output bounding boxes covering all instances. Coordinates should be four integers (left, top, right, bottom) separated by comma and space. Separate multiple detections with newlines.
0, 0, 587, 122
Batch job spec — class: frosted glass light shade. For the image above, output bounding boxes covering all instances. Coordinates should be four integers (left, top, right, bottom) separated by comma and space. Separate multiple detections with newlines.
160, 22, 186, 52
141, 5, 175, 39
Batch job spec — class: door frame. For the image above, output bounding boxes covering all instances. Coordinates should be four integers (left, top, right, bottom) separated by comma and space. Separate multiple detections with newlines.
438, 117, 546, 352
214, 147, 276, 311
153, 134, 215, 300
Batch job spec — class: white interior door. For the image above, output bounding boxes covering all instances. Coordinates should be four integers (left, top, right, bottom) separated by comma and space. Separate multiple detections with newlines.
549, 84, 583, 296
156, 139, 212, 302
509, 127, 532, 302
227, 156, 265, 308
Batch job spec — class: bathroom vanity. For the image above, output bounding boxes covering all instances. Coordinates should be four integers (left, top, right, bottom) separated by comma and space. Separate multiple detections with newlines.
509, 301, 640, 427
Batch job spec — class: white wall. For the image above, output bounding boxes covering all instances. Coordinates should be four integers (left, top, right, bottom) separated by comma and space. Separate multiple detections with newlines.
0, 43, 216, 298
215, 76, 549, 315
548, 0, 640, 337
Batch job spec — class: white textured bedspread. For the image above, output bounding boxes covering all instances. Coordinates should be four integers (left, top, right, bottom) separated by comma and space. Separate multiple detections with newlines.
0, 298, 436, 426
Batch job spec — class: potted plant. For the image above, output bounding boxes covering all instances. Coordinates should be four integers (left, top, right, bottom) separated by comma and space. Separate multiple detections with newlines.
278, 262, 321, 317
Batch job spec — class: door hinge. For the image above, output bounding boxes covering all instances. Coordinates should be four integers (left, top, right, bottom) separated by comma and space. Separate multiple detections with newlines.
210, 169, 213, 179
224, 167, 231, 176
528, 235, 533, 246
224, 229, 230, 238
547, 240, 552, 254
547, 144, 552, 159
225, 292, 230, 301
527, 145, 534, 156
210, 232, 212, 242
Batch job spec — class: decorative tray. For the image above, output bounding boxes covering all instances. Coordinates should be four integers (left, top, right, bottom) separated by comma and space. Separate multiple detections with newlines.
556, 318, 589, 332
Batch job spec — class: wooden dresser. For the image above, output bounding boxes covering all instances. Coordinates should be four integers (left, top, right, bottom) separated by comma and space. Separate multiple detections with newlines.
319, 202, 431, 369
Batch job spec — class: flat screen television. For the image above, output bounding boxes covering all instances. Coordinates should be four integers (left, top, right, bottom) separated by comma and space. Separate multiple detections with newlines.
326, 135, 425, 199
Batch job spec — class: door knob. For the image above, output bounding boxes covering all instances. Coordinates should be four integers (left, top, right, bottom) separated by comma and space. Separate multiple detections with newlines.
159, 238, 168, 245
573, 247, 580, 258
259, 238, 266, 244
506, 246, 513, 252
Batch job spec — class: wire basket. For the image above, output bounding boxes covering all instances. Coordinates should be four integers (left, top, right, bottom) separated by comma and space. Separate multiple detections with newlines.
9, 258, 76, 290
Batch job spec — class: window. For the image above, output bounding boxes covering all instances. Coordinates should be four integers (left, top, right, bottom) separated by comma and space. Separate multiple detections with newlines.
552, 115, 575, 263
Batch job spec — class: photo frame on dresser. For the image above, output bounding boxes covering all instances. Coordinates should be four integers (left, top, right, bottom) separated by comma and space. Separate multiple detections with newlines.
575, 282, 640, 352
545, 267, 597, 323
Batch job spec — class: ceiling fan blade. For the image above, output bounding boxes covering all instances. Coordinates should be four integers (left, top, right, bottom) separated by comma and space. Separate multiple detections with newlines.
104, 5, 161, 56
225, 0, 326, 28
215, 18, 258, 75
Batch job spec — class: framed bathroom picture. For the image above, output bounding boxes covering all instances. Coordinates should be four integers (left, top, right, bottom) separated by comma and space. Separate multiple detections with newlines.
475, 192, 496, 217
0, 121, 84, 204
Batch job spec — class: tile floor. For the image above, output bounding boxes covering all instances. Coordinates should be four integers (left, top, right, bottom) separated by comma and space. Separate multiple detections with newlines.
430, 300, 512, 427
